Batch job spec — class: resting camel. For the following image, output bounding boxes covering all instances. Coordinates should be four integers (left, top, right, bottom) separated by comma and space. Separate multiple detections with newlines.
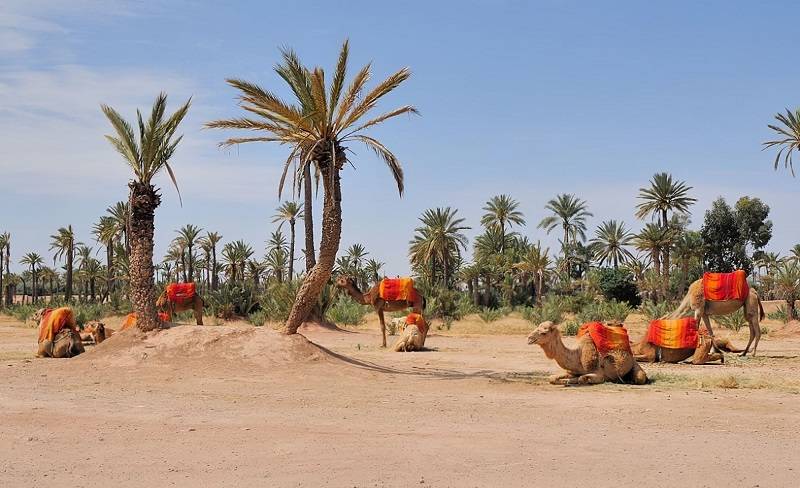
335, 276, 425, 348
392, 313, 428, 352
527, 321, 648, 385
81, 320, 112, 344
156, 289, 204, 325
668, 278, 764, 356
631, 333, 741, 364
36, 308, 85, 358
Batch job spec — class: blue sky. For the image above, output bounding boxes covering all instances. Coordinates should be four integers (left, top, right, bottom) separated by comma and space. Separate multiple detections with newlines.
1, 0, 798, 275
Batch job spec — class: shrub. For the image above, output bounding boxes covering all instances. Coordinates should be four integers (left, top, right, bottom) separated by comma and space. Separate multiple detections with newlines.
576, 300, 631, 324
8, 304, 38, 322
638, 300, 680, 321
456, 295, 479, 318
259, 281, 300, 322
326, 296, 369, 326
714, 310, 747, 332
208, 283, 258, 319
597, 268, 641, 307
248, 310, 268, 327
425, 287, 462, 320
768, 305, 789, 324
522, 299, 567, 325
478, 307, 503, 323
561, 320, 580, 336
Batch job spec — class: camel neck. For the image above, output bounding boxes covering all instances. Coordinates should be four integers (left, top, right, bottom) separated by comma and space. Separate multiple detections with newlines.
541, 334, 584, 372
345, 283, 368, 304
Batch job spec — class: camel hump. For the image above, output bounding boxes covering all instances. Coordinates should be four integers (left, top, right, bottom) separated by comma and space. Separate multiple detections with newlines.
378, 278, 416, 302
702, 270, 749, 301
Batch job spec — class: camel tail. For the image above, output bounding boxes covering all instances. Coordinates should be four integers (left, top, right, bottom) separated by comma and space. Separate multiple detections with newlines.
759, 299, 765, 321
665, 293, 692, 319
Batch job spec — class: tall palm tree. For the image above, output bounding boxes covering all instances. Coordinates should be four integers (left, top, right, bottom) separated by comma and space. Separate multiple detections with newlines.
409, 207, 470, 287
199, 231, 223, 290
538, 194, 592, 270
672, 230, 703, 293
20, 252, 44, 304
266, 231, 288, 283
39, 266, 57, 303
635, 172, 696, 293
0, 232, 8, 308
764, 108, 800, 176
513, 242, 552, 306
102, 93, 191, 331
634, 223, 673, 299
480, 194, 525, 254
106, 201, 130, 257
207, 40, 416, 334
76, 245, 94, 302
93, 215, 121, 300
50, 225, 80, 302
364, 258, 384, 285
176, 224, 203, 282
272, 201, 303, 281
589, 220, 634, 268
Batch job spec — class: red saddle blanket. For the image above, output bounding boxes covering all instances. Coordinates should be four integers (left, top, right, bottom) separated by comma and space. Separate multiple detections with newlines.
166, 283, 196, 305
646, 317, 701, 349
37, 307, 77, 343
405, 313, 428, 336
703, 270, 749, 301
577, 322, 633, 356
378, 278, 416, 302
120, 312, 171, 331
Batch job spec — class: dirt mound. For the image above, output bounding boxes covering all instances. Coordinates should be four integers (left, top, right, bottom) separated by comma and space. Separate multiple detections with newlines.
769, 320, 800, 338
74, 325, 331, 369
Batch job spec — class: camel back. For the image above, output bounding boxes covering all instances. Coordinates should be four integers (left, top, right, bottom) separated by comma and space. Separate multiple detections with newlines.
165, 282, 197, 305
37, 307, 76, 344
646, 317, 701, 349
378, 278, 417, 302
577, 322, 632, 356
703, 270, 749, 301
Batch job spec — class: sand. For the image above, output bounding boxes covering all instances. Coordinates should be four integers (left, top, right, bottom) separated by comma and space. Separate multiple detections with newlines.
1, 313, 799, 487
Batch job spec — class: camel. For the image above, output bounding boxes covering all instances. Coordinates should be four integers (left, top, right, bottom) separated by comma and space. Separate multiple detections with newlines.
668, 277, 764, 356
527, 321, 648, 385
392, 313, 428, 352
38, 328, 85, 358
156, 288, 204, 325
631, 333, 742, 364
335, 276, 425, 348
81, 320, 112, 344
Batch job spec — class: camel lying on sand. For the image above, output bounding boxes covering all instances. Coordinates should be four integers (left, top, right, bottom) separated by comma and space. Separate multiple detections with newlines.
392, 313, 429, 352
81, 320, 112, 344
336, 276, 425, 348
38, 329, 85, 358
669, 274, 764, 356
527, 321, 648, 385
156, 288, 204, 325
631, 334, 742, 364
36, 307, 85, 358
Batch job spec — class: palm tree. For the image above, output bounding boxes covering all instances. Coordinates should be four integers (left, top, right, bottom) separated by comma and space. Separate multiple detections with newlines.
20, 252, 44, 303
773, 261, 800, 319
538, 193, 592, 270
790, 244, 800, 263
106, 201, 130, 257
672, 230, 703, 293
635, 172, 696, 294
102, 93, 190, 331
39, 266, 57, 303
0, 232, 8, 308
199, 231, 223, 290
266, 231, 288, 283
480, 194, 525, 254
634, 223, 673, 300
589, 220, 634, 268
50, 226, 80, 302
93, 215, 121, 301
207, 40, 416, 334
364, 258, 384, 285
763, 108, 800, 176
176, 224, 203, 282
513, 242, 552, 306
272, 201, 303, 281
409, 207, 470, 287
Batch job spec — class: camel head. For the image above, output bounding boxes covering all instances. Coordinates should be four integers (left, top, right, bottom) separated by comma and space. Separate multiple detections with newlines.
527, 321, 560, 346
335, 276, 357, 289
90, 322, 107, 344
30, 308, 48, 324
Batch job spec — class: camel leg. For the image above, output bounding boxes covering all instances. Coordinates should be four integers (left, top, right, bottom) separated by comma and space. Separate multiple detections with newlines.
577, 373, 605, 385
626, 362, 648, 385
549, 373, 577, 385
741, 305, 761, 357
700, 313, 723, 361
377, 309, 387, 348
690, 338, 713, 365
195, 298, 204, 325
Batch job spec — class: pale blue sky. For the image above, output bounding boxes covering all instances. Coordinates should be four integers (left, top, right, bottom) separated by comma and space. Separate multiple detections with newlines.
1, 0, 798, 275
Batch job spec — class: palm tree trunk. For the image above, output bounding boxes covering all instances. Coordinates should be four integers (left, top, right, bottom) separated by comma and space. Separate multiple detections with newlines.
0, 249, 4, 309
65, 248, 73, 302
285, 165, 342, 334
128, 182, 160, 331
187, 245, 194, 282
289, 219, 296, 281
32, 269, 37, 304
472, 276, 480, 306
536, 273, 544, 306
211, 246, 218, 290
303, 161, 316, 272
105, 241, 114, 302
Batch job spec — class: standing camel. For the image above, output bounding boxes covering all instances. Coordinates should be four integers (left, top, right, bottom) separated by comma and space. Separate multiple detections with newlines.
156, 283, 204, 325
668, 272, 764, 356
335, 276, 425, 348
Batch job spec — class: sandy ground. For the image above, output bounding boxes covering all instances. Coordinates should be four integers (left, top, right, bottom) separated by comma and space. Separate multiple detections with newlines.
2, 312, 800, 487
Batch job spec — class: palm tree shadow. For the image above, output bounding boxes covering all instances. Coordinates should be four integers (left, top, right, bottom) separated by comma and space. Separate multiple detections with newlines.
312, 342, 549, 383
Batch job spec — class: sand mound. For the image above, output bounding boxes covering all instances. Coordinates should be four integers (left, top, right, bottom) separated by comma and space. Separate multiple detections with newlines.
769, 320, 800, 338
74, 325, 331, 369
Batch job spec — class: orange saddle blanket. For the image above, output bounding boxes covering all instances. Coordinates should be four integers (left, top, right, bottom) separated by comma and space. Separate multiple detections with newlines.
379, 278, 416, 302
703, 270, 749, 301
166, 283, 196, 305
37, 307, 77, 343
121, 312, 170, 331
405, 313, 428, 336
577, 322, 633, 356
646, 317, 700, 349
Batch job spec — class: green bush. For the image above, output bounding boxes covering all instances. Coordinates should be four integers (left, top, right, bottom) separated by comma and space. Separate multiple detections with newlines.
425, 287, 462, 320
248, 310, 268, 327
208, 283, 258, 319
638, 300, 680, 321
576, 300, 631, 324
259, 281, 299, 322
597, 268, 641, 306
456, 295, 479, 318
561, 320, 580, 336
326, 296, 369, 326
7, 304, 38, 322
522, 298, 567, 325
478, 307, 503, 323
768, 305, 789, 324
714, 310, 747, 332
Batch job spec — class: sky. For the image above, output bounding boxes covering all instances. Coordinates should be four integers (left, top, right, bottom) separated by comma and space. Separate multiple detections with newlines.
1, 0, 798, 276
